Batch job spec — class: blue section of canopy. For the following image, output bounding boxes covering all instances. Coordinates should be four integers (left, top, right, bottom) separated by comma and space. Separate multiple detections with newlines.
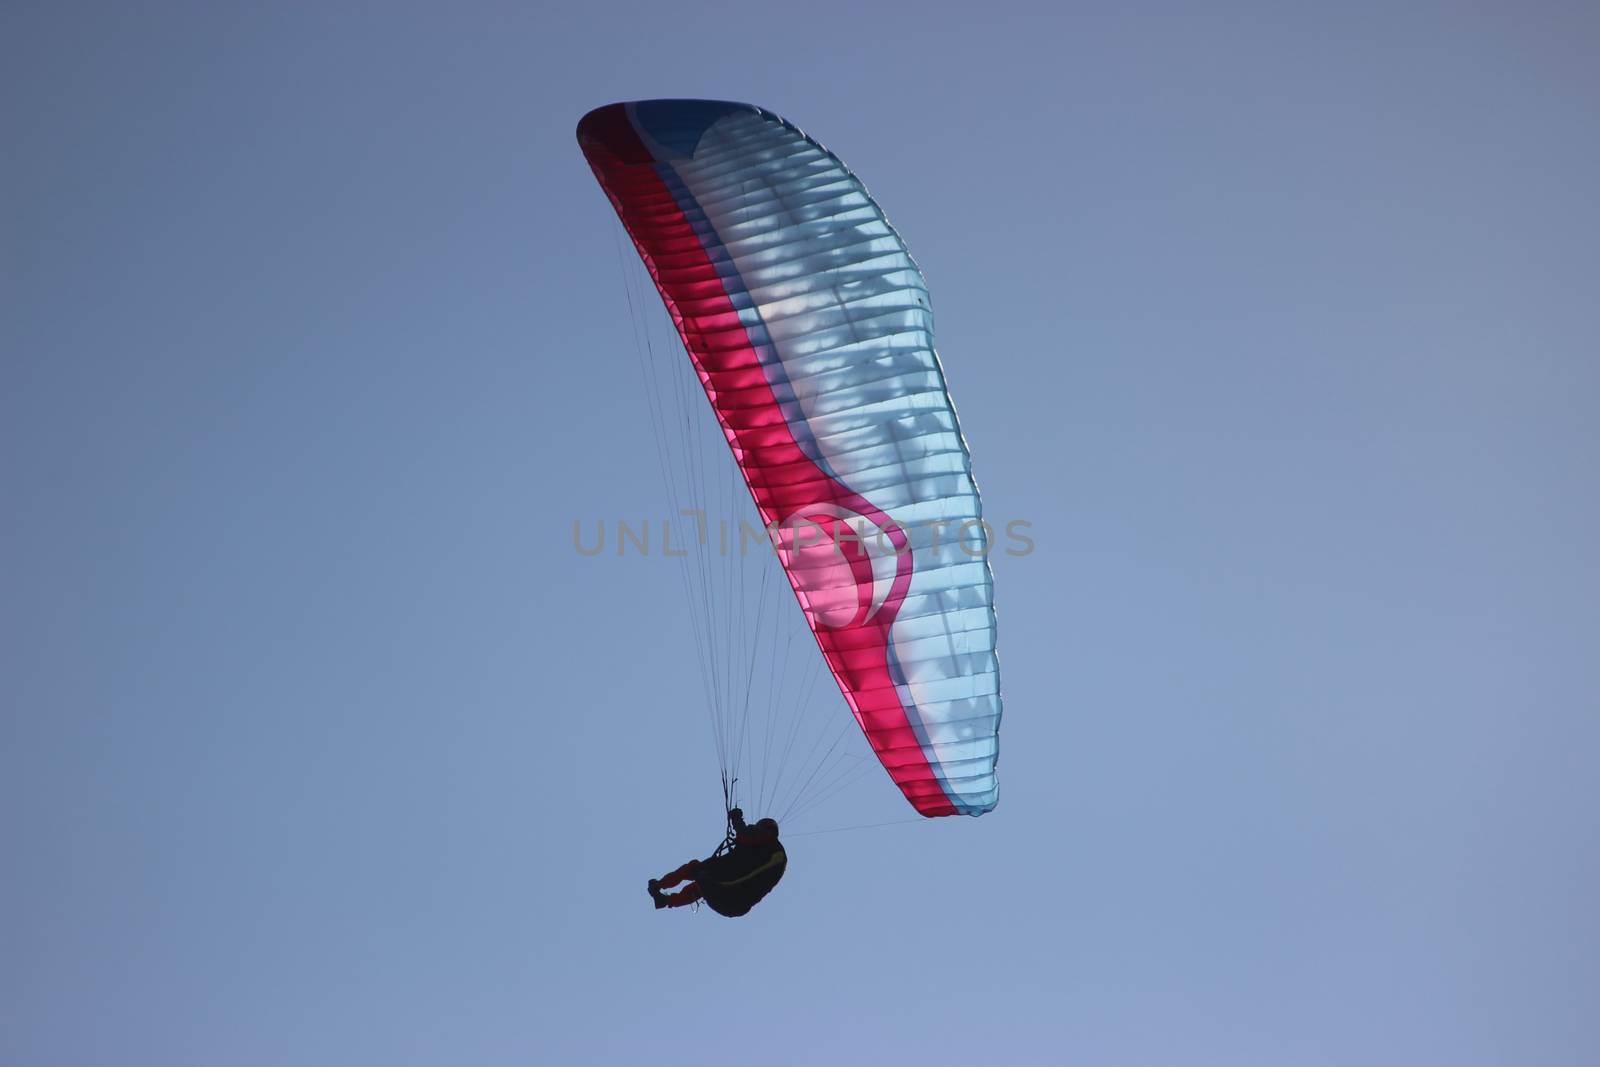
657, 103, 1001, 814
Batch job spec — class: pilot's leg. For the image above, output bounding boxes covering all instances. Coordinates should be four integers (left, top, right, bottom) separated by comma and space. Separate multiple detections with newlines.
656, 859, 700, 888
660, 883, 702, 909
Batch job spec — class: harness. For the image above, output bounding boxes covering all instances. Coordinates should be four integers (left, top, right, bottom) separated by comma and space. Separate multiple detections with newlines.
712, 784, 740, 858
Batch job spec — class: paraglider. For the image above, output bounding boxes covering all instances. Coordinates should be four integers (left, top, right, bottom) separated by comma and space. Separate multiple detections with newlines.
648, 809, 786, 916
578, 99, 1003, 912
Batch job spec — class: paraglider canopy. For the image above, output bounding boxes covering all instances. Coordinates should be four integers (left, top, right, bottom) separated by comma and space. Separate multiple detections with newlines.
580, 100, 1002, 818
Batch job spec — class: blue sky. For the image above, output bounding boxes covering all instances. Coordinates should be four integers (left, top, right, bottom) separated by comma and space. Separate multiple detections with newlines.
5, 4, 1598, 1064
